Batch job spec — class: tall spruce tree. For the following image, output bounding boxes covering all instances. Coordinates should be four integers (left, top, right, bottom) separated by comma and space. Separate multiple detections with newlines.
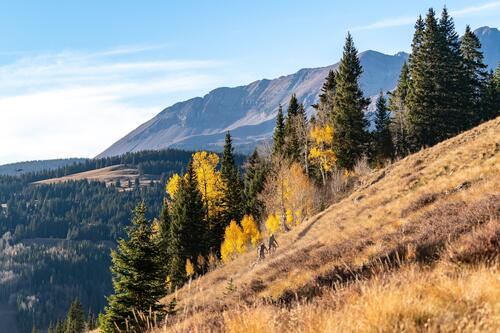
406, 9, 446, 149
273, 104, 286, 155
407, 8, 471, 150
221, 132, 244, 223
372, 92, 394, 166
315, 70, 337, 125
461, 25, 488, 127
168, 162, 207, 287
480, 68, 500, 122
389, 62, 411, 157
157, 199, 171, 277
243, 149, 267, 220
331, 32, 369, 170
439, 7, 467, 134
65, 299, 84, 333
283, 94, 304, 161
100, 202, 166, 332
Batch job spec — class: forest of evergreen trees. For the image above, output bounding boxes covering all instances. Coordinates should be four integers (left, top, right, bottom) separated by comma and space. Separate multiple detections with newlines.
0, 149, 247, 332
98, 8, 499, 333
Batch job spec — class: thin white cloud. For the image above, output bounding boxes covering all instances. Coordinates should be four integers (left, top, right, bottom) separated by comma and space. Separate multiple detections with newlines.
351, 16, 415, 31
351, 0, 500, 31
0, 46, 225, 164
451, 1, 500, 17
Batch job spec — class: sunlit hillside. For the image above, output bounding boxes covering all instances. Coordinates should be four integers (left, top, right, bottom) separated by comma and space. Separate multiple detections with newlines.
147, 116, 500, 333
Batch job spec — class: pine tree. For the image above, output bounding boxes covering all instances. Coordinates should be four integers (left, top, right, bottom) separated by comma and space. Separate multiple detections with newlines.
439, 7, 467, 134
157, 199, 171, 277
461, 25, 488, 126
221, 132, 244, 224
65, 299, 84, 333
315, 70, 337, 125
100, 202, 166, 332
407, 8, 471, 150
283, 94, 304, 162
480, 68, 500, 122
372, 92, 394, 166
407, 15, 425, 88
243, 149, 267, 220
168, 162, 207, 287
331, 32, 369, 170
286, 93, 300, 118
389, 62, 410, 157
273, 105, 286, 155
406, 9, 446, 149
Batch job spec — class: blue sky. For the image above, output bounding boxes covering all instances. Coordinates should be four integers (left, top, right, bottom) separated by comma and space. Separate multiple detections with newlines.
1, 0, 499, 164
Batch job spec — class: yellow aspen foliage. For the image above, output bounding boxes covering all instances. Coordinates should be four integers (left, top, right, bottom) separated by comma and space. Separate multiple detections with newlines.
260, 161, 316, 233
265, 213, 280, 234
310, 124, 334, 144
185, 258, 195, 278
286, 209, 294, 227
166, 173, 183, 199
240, 215, 262, 247
309, 125, 336, 184
220, 220, 244, 263
191, 151, 227, 218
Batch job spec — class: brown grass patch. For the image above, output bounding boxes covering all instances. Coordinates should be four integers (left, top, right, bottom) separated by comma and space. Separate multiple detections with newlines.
148, 117, 500, 333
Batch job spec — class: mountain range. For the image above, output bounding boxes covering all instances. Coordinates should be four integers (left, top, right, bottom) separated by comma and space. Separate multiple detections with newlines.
98, 27, 500, 157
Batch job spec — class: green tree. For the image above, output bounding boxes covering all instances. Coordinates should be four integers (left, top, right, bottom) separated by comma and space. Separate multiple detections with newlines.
372, 92, 394, 166
100, 202, 166, 332
406, 9, 446, 149
389, 61, 410, 157
283, 94, 304, 161
65, 299, 84, 333
461, 25, 488, 127
157, 199, 171, 277
480, 68, 500, 122
243, 149, 267, 220
407, 8, 468, 150
221, 132, 244, 224
438, 7, 466, 134
314, 70, 337, 126
273, 104, 286, 155
331, 32, 369, 170
168, 162, 207, 287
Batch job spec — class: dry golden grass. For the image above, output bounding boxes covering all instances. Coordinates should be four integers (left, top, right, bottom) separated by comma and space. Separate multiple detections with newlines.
221, 263, 500, 333
34, 164, 159, 189
145, 117, 500, 333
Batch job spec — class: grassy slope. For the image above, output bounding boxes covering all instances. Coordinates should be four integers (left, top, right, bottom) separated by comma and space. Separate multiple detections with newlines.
34, 164, 158, 189
154, 117, 499, 332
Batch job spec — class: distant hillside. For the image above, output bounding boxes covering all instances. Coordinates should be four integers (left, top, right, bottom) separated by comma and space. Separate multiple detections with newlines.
0, 148, 205, 333
0, 158, 87, 176
154, 116, 500, 332
98, 26, 500, 158
474, 26, 500, 70
34, 164, 159, 191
